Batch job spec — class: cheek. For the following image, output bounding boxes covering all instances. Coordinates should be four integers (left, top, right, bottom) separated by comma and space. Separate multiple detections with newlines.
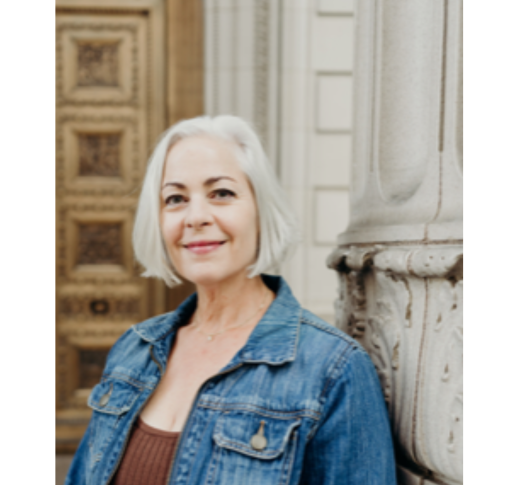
160, 213, 181, 249
235, 208, 259, 253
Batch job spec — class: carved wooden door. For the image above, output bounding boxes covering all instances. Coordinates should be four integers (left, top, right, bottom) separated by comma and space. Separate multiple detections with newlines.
55, 0, 193, 453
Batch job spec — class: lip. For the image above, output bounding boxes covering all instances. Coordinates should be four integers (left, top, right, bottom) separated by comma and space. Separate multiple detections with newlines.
183, 240, 227, 255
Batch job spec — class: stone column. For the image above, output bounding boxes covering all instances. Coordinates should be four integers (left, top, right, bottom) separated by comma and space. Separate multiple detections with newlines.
203, 0, 281, 163
328, 1, 463, 484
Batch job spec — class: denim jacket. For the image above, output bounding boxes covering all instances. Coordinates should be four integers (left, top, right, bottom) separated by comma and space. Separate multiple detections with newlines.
66, 275, 396, 485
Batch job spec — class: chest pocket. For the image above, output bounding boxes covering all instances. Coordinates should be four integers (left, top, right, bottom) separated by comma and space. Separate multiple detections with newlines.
211, 410, 301, 485
87, 377, 144, 460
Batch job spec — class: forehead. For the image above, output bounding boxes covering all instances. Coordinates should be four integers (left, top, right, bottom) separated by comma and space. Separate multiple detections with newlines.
163, 135, 244, 180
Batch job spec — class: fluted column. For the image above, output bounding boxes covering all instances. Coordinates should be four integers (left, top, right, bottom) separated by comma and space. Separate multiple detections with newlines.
328, 1, 463, 484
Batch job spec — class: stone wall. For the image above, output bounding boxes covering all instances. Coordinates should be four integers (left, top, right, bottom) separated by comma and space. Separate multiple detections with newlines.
204, 0, 355, 323
328, 1, 463, 483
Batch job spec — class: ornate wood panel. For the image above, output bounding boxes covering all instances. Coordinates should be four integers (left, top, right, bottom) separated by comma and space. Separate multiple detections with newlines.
56, 0, 203, 454
55, 0, 167, 453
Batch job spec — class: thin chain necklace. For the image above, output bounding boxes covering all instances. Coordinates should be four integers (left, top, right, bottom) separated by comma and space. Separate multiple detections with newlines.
191, 290, 269, 342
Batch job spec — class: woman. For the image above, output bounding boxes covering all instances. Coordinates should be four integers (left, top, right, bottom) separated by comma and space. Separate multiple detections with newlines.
66, 115, 396, 485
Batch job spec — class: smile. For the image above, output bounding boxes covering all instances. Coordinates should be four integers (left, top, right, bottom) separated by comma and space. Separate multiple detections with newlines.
183, 240, 227, 255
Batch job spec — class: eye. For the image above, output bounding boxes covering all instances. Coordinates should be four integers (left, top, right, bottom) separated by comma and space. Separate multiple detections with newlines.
164, 194, 186, 206
211, 189, 236, 200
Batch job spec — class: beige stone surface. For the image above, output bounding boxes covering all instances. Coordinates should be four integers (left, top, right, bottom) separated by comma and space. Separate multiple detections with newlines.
204, 0, 355, 321
329, 1, 463, 484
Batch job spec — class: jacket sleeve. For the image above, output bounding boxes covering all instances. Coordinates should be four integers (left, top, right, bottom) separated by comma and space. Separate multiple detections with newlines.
64, 423, 92, 485
299, 346, 397, 485
63, 327, 138, 485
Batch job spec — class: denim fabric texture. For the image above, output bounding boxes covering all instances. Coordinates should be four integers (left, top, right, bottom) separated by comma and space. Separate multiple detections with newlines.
65, 275, 397, 485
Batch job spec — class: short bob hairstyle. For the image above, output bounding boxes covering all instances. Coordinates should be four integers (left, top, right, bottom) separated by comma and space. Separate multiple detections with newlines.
133, 115, 300, 287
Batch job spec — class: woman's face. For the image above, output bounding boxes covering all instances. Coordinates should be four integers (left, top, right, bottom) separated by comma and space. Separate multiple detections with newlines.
160, 135, 259, 287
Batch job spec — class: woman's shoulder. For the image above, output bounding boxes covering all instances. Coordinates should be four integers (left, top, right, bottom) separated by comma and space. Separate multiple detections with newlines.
294, 310, 384, 405
102, 311, 177, 371
296, 308, 371, 373
299, 308, 361, 350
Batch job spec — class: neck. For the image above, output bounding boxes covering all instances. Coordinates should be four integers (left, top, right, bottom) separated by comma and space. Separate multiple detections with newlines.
193, 273, 272, 333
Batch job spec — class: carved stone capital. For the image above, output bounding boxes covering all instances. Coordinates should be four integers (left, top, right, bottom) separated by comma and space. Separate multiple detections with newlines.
330, 242, 463, 485
329, 244, 463, 281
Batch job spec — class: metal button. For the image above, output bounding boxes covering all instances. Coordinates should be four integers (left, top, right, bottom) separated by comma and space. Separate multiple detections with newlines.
99, 383, 113, 407
250, 421, 267, 451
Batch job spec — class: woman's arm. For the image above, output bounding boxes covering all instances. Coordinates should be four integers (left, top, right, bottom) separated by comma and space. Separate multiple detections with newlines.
299, 347, 397, 485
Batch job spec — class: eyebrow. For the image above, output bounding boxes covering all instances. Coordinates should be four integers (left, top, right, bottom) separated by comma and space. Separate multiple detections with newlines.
161, 176, 236, 190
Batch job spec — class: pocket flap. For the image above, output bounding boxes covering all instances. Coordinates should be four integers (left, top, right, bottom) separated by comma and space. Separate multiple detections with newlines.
88, 377, 142, 415
213, 411, 301, 460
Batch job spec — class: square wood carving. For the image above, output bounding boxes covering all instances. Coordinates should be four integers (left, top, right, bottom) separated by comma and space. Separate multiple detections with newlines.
78, 349, 109, 389
77, 223, 123, 265
59, 117, 137, 193
56, 16, 147, 105
56, 3, 167, 452
78, 133, 121, 177
77, 41, 120, 87
63, 208, 134, 281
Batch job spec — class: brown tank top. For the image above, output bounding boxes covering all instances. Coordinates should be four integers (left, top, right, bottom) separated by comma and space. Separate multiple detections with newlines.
113, 418, 181, 485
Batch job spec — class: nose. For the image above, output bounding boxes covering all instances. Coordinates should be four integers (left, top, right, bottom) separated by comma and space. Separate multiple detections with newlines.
185, 195, 213, 230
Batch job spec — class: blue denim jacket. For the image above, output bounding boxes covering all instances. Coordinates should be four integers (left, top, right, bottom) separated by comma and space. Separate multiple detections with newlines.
66, 275, 396, 485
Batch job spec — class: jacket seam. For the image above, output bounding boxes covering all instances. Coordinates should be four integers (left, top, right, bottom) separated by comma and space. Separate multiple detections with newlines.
183, 409, 219, 485
279, 430, 298, 485
131, 311, 176, 342
182, 361, 248, 485
197, 403, 321, 420
300, 316, 357, 345
101, 373, 153, 390
305, 344, 357, 442
213, 438, 284, 459
319, 344, 357, 403
241, 357, 295, 366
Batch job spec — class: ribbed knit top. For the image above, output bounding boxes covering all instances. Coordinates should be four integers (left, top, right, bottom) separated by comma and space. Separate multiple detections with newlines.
113, 418, 181, 485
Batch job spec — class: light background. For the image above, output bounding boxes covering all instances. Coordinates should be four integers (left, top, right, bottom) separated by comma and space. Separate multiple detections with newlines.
203, 0, 356, 323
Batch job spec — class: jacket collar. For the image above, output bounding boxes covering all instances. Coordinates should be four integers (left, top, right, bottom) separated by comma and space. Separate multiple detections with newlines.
132, 275, 301, 366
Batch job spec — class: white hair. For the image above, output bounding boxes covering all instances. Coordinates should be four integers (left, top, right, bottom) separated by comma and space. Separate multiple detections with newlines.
132, 115, 300, 287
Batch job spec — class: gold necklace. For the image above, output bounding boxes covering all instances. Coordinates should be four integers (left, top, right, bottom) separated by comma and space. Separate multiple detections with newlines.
191, 291, 269, 342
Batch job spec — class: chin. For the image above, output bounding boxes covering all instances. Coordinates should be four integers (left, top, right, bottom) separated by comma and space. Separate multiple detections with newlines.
189, 273, 219, 287
179, 266, 224, 287
180, 265, 246, 288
